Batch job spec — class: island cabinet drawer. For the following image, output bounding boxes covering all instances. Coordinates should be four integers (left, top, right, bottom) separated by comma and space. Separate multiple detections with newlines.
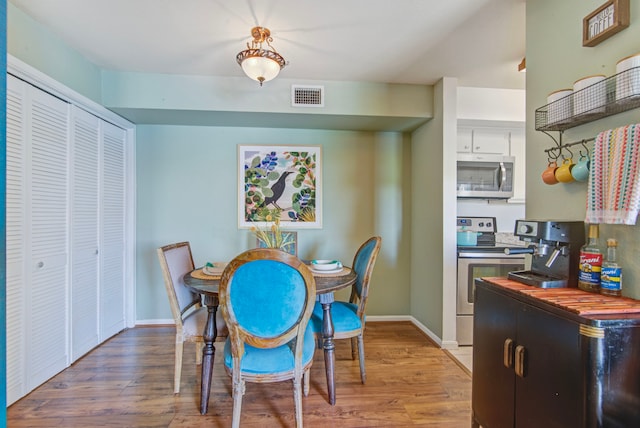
472, 278, 640, 428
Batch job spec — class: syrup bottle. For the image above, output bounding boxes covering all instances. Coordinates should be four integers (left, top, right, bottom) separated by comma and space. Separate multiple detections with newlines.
600, 239, 622, 297
578, 224, 604, 293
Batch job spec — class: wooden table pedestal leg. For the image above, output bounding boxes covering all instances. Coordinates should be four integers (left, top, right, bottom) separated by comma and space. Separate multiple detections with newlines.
199, 295, 219, 414
319, 293, 336, 405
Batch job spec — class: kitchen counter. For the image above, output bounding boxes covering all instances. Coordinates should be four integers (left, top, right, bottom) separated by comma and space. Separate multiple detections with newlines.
494, 232, 528, 247
482, 276, 640, 319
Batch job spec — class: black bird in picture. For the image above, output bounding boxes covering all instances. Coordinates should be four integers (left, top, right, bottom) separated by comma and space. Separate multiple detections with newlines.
262, 170, 295, 209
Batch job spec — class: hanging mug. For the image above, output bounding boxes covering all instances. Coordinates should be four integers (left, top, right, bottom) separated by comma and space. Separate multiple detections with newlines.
555, 157, 575, 183
542, 161, 559, 185
571, 153, 590, 182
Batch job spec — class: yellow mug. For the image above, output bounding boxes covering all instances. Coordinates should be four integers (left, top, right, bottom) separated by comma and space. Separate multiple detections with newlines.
555, 158, 575, 183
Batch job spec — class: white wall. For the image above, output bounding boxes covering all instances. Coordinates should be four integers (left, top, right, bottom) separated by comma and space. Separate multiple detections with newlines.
457, 200, 524, 232
457, 86, 526, 123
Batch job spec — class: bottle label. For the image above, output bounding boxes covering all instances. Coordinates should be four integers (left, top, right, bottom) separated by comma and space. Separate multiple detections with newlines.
600, 267, 622, 291
578, 251, 603, 285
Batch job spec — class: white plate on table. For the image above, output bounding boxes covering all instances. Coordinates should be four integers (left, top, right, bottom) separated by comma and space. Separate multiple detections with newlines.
310, 259, 342, 271
310, 266, 344, 274
203, 262, 226, 276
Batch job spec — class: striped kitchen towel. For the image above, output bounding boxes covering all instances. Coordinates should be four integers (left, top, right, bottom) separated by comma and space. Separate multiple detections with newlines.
586, 124, 640, 225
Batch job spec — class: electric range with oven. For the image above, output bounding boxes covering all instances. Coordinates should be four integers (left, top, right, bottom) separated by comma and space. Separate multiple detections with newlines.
456, 216, 527, 346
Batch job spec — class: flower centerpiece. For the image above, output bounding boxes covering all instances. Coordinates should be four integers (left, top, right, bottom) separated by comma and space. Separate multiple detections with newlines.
251, 211, 296, 254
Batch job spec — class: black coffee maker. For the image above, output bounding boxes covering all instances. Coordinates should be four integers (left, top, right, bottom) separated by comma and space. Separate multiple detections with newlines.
506, 220, 585, 288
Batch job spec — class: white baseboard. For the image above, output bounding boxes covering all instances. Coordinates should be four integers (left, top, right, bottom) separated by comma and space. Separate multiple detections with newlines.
136, 319, 175, 326
135, 315, 449, 349
366, 315, 443, 348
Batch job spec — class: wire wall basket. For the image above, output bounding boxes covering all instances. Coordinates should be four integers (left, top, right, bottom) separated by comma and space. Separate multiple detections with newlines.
535, 66, 640, 131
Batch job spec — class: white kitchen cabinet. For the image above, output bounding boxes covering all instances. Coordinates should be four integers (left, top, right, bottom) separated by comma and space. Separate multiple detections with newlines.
457, 127, 473, 152
473, 128, 510, 154
457, 127, 511, 155
6, 74, 131, 405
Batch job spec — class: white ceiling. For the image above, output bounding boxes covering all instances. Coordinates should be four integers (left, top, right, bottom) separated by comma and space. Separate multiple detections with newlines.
9, 0, 526, 89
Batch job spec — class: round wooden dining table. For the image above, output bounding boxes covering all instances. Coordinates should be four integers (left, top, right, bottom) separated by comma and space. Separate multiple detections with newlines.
183, 264, 357, 414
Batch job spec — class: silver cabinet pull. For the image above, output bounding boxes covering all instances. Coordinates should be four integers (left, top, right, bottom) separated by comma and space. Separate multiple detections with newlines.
37, 261, 44, 268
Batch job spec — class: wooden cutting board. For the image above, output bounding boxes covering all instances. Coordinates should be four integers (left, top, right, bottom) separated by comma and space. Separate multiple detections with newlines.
483, 277, 640, 315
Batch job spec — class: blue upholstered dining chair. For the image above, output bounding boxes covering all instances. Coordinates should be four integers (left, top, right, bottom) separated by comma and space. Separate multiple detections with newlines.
310, 236, 382, 384
218, 248, 317, 428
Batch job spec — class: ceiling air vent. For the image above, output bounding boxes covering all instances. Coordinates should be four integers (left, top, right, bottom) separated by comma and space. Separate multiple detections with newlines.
291, 85, 324, 107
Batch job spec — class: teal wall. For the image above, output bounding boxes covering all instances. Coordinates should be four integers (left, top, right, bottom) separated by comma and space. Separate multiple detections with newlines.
7, 3, 422, 325
5, 1, 453, 338
527, 0, 640, 298
136, 125, 411, 320
7, 3, 102, 102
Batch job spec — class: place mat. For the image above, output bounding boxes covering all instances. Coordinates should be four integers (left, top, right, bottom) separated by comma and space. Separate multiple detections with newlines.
191, 264, 351, 279
483, 277, 640, 315
191, 268, 224, 279
310, 266, 352, 277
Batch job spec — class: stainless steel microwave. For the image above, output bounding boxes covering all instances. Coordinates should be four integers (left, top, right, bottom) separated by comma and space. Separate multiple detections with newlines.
456, 154, 515, 199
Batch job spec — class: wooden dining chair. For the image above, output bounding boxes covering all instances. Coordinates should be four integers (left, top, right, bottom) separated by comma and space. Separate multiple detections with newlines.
310, 236, 381, 384
156, 241, 227, 394
219, 248, 317, 428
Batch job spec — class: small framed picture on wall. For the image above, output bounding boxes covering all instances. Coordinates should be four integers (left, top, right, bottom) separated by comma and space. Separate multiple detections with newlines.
583, 0, 630, 47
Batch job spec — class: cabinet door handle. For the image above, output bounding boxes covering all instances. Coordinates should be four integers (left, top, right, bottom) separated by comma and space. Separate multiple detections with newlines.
514, 345, 526, 378
503, 338, 514, 368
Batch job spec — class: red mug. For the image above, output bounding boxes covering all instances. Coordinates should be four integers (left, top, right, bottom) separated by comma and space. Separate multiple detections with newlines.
542, 161, 559, 185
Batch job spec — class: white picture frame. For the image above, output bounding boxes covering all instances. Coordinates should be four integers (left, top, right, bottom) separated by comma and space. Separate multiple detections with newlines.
238, 145, 322, 229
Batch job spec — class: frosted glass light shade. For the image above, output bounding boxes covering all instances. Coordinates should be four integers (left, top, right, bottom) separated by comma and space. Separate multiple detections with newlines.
241, 56, 281, 85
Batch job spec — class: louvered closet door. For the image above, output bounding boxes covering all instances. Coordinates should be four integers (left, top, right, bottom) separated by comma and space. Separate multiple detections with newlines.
28, 82, 70, 390
26, 80, 71, 391
100, 121, 126, 340
6, 75, 28, 404
70, 106, 100, 360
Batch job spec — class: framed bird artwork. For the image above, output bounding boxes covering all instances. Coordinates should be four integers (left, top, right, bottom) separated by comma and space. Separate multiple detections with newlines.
238, 145, 322, 229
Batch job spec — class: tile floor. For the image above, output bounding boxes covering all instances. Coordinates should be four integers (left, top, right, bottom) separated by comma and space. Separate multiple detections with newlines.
448, 346, 473, 373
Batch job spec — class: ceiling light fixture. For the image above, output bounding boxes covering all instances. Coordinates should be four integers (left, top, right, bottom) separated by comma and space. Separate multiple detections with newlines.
236, 27, 287, 86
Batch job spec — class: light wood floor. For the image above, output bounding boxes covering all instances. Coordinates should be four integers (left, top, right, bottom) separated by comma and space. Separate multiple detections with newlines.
7, 322, 472, 427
